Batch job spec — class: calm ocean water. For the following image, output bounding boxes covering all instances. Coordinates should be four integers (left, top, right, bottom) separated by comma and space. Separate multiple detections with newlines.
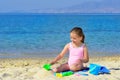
0, 13, 120, 58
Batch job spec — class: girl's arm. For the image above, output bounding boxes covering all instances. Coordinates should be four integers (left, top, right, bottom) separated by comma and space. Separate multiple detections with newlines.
82, 45, 89, 63
50, 43, 69, 65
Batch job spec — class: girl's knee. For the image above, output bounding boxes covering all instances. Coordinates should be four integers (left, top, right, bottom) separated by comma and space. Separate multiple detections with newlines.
70, 64, 83, 71
70, 67, 77, 71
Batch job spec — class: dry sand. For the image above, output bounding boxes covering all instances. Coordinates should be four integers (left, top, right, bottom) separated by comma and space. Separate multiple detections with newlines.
0, 56, 120, 80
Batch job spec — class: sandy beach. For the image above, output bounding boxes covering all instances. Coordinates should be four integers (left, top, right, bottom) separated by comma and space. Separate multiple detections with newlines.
0, 56, 120, 80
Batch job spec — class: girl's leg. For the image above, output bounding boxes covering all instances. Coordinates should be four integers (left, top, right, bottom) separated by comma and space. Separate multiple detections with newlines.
52, 63, 70, 72
69, 60, 84, 71
70, 63, 83, 71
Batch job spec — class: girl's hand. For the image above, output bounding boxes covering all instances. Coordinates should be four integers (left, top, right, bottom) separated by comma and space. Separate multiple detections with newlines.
50, 61, 56, 65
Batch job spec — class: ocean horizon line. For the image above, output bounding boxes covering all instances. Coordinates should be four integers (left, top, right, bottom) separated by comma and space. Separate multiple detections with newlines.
0, 12, 120, 15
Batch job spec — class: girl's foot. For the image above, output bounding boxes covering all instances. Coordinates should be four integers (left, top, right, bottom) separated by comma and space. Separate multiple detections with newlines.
52, 68, 58, 72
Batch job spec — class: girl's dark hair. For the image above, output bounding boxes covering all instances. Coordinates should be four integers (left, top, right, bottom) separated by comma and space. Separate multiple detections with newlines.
70, 27, 85, 43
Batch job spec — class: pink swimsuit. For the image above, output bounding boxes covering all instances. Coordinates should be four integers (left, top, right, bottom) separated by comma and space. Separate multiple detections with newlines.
68, 42, 84, 66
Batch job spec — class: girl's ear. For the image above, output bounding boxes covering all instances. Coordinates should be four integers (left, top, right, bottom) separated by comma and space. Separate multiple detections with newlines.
80, 36, 83, 42
80, 36, 83, 40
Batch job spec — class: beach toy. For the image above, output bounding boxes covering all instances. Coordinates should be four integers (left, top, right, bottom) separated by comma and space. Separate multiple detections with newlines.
54, 73, 63, 78
74, 67, 89, 76
89, 63, 110, 75
75, 71, 88, 76
43, 64, 51, 71
99, 66, 110, 74
55, 71, 74, 77
62, 71, 74, 76
89, 63, 101, 75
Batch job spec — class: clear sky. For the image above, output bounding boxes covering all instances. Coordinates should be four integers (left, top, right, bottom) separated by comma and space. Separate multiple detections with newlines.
0, 0, 102, 12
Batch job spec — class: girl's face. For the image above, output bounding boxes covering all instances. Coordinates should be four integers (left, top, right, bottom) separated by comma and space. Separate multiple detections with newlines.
70, 32, 82, 44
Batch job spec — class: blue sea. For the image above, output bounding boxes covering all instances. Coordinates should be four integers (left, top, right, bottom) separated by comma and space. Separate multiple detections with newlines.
0, 13, 120, 58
